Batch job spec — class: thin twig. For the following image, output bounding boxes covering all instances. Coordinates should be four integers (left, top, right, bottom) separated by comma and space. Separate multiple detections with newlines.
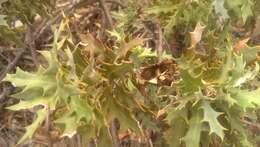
34, 0, 96, 40
89, 139, 96, 147
26, 24, 39, 68
106, 0, 126, 8
156, 23, 163, 62
44, 106, 53, 147
110, 119, 120, 147
0, 53, 10, 63
242, 119, 260, 131
0, 85, 11, 101
0, 50, 24, 81
99, 0, 113, 29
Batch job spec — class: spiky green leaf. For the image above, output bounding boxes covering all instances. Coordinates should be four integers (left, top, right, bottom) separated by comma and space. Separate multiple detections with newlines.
201, 101, 225, 140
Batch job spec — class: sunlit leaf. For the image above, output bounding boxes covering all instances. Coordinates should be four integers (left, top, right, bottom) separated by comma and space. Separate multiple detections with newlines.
7, 97, 49, 110
55, 113, 78, 138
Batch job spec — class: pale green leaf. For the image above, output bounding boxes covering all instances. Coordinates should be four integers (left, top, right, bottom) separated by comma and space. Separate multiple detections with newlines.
3, 51, 59, 95
7, 97, 49, 110
4, 67, 56, 94
233, 63, 259, 87
55, 114, 78, 138
201, 101, 225, 140
232, 54, 245, 79
4, 50, 80, 111
230, 89, 260, 110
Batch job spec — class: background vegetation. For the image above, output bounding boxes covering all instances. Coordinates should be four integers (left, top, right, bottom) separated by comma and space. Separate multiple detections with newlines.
0, 0, 260, 146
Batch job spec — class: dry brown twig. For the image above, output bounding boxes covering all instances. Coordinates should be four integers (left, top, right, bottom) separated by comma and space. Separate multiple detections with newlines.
110, 119, 120, 147
155, 23, 163, 62
34, 0, 97, 40
107, 0, 126, 8
0, 50, 24, 81
99, 0, 113, 29
26, 24, 39, 68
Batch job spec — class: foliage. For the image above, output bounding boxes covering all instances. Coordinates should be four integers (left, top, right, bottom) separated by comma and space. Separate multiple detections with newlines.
1, 0, 260, 146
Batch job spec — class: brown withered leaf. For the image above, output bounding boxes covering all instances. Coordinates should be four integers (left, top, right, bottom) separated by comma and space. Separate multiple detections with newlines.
234, 38, 250, 53
156, 108, 167, 119
188, 22, 206, 49
140, 60, 176, 85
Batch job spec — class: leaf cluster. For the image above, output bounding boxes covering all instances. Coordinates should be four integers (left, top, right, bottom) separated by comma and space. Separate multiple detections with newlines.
1, 0, 260, 147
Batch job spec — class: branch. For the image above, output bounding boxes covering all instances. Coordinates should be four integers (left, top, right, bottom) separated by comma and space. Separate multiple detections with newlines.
110, 119, 120, 147
34, 0, 96, 40
156, 23, 163, 62
106, 0, 126, 8
26, 24, 39, 68
242, 119, 260, 133
99, 0, 113, 30
0, 50, 24, 81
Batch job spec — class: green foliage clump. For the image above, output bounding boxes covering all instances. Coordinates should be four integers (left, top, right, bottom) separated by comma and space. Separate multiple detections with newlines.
1, 0, 260, 146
